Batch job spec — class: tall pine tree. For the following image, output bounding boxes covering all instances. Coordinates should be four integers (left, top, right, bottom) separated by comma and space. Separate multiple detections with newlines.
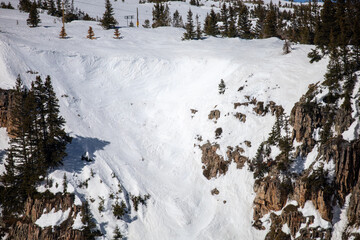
101, 0, 117, 29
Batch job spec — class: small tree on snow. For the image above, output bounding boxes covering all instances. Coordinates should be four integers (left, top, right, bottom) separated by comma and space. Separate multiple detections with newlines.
59, 26, 67, 38
27, 3, 41, 27
182, 9, 195, 40
113, 225, 123, 240
143, 19, 150, 28
283, 39, 291, 54
113, 28, 121, 39
218, 79, 226, 94
87, 26, 95, 39
101, 0, 117, 29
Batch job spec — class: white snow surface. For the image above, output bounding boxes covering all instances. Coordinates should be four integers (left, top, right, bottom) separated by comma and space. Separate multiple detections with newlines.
0, 2, 328, 239
35, 208, 71, 228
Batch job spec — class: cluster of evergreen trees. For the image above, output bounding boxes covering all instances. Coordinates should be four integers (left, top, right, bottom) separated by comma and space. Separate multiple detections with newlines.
0, 75, 71, 216
21, 0, 94, 28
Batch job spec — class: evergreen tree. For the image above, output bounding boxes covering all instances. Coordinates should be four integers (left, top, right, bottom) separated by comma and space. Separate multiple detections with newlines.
220, 3, 228, 37
238, 5, 252, 39
183, 9, 195, 40
172, 10, 183, 28
59, 26, 67, 38
113, 225, 123, 240
87, 26, 95, 39
19, 0, 31, 12
56, 0, 62, 17
142, 19, 150, 28
27, 2, 41, 27
314, 0, 335, 50
152, 2, 171, 28
203, 9, 218, 36
47, 0, 56, 16
195, 14, 202, 40
227, 5, 237, 38
218, 79, 225, 94
263, 3, 277, 38
101, 0, 117, 29
113, 28, 121, 39
43, 76, 71, 168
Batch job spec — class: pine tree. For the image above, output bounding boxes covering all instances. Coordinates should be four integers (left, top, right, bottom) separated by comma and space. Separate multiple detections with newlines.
101, 0, 117, 29
142, 19, 150, 28
152, 2, 171, 28
43, 75, 71, 168
263, 3, 277, 38
183, 9, 195, 40
19, 0, 31, 12
59, 26, 67, 38
195, 14, 202, 40
238, 5, 252, 39
218, 79, 225, 94
203, 9, 218, 37
113, 28, 121, 39
227, 5, 236, 38
113, 225, 123, 240
87, 26, 95, 39
220, 3, 228, 37
47, 0, 56, 16
283, 39, 291, 54
172, 10, 183, 28
27, 2, 41, 27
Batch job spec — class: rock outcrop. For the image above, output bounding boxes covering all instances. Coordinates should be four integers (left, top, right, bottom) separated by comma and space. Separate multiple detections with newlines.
200, 142, 229, 179
226, 146, 247, 169
0, 89, 14, 131
253, 176, 287, 221
7, 193, 86, 240
208, 110, 220, 121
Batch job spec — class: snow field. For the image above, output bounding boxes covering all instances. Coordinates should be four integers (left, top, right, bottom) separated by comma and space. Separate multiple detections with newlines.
0, 3, 328, 239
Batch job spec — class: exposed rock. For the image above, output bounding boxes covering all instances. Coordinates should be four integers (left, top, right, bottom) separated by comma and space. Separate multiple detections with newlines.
334, 108, 353, 135
215, 127, 222, 139
226, 146, 247, 169
234, 112, 246, 122
320, 138, 360, 204
234, 102, 249, 109
348, 180, 360, 226
253, 101, 266, 116
190, 109, 198, 114
268, 101, 284, 117
208, 110, 220, 121
296, 227, 331, 240
0, 88, 14, 132
244, 140, 251, 147
264, 213, 291, 240
253, 176, 288, 220
290, 99, 325, 156
281, 205, 306, 237
7, 192, 85, 240
200, 142, 229, 179
211, 188, 219, 195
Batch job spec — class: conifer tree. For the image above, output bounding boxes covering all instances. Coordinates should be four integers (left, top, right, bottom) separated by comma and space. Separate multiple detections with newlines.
101, 0, 117, 29
19, 0, 31, 12
87, 26, 95, 39
203, 9, 218, 36
183, 9, 195, 40
113, 226, 122, 240
152, 2, 171, 28
27, 2, 41, 27
238, 5, 252, 39
227, 5, 236, 38
113, 28, 121, 39
263, 3, 277, 38
59, 26, 67, 38
142, 19, 150, 28
195, 14, 202, 40
43, 75, 71, 168
47, 0, 56, 16
220, 3, 228, 37
172, 10, 183, 28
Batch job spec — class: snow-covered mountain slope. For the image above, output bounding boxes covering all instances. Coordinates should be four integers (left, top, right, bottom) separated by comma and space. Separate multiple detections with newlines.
0, 3, 328, 239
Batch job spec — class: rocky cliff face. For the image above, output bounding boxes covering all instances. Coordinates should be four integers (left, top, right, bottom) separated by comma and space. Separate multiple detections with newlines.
7, 193, 86, 240
0, 89, 14, 131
